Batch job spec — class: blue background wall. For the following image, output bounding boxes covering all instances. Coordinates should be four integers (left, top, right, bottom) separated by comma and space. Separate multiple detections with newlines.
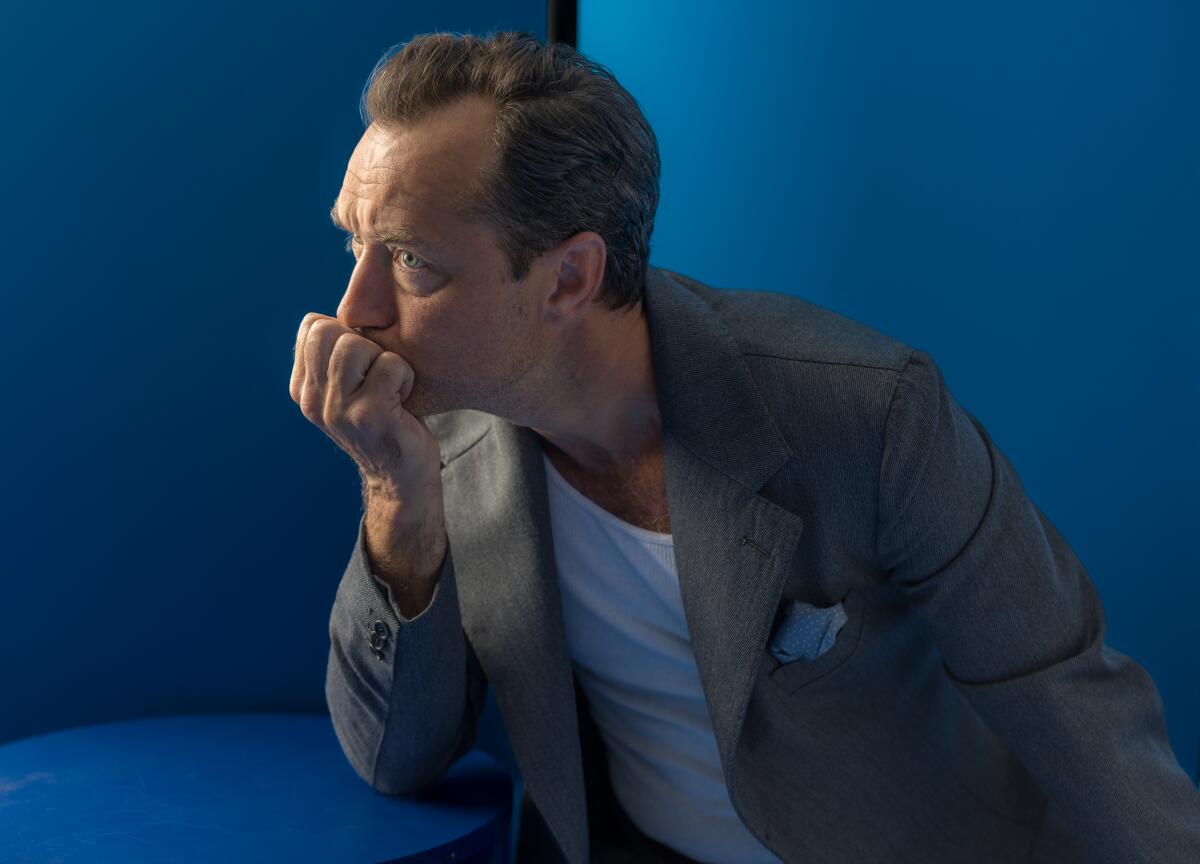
1, 0, 1194, 848
0, 0, 530, 781
580, 0, 1199, 784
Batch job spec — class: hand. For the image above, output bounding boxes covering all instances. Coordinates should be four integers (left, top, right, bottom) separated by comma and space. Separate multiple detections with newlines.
289, 313, 443, 507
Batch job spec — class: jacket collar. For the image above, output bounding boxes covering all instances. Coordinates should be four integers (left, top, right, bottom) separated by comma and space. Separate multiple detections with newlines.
438, 265, 804, 863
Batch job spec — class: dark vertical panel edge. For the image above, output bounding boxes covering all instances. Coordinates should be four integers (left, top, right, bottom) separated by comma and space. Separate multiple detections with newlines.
547, 0, 577, 47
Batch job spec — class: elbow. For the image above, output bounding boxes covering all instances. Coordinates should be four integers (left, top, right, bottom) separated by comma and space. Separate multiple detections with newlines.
369, 715, 476, 797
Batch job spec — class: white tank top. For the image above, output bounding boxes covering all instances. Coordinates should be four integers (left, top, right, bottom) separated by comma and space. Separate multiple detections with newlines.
542, 451, 783, 863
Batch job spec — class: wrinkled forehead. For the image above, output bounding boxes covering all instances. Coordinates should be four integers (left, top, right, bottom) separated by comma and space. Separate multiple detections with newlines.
341, 126, 441, 209
338, 117, 489, 226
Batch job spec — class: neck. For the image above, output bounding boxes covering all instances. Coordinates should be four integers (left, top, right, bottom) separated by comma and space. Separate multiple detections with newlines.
528, 300, 661, 476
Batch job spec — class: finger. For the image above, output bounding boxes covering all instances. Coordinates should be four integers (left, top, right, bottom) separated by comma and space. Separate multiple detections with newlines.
302, 317, 347, 396
327, 331, 381, 425
299, 318, 346, 420
290, 312, 332, 404
364, 349, 416, 408
365, 352, 422, 456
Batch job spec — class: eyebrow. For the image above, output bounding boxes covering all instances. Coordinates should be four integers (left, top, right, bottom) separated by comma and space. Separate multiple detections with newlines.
328, 200, 438, 252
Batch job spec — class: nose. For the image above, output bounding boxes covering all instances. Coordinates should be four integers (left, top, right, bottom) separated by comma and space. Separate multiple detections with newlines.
336, 244, 394, 326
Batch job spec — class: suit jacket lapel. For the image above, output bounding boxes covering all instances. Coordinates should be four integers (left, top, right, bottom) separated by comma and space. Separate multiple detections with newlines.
643, 267, 804, 788
441, 414, 589, 864
439, 266, 804, 862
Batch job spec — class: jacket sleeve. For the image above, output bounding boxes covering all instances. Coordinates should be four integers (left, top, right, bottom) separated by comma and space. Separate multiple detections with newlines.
325, 510, 489, 795
876, 347, 1200, 863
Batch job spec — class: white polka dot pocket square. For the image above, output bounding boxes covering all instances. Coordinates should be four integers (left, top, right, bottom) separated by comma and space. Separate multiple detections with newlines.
768, 599, 849, 663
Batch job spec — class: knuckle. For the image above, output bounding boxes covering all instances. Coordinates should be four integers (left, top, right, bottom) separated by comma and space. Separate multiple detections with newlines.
303, 324, 332, 364
305, 318, 332, 345
329, 330, 358, 361
296, 313, 323, 348
345, 404, 373, 428
314, 317, 343, 333
374, 350, 405, 378
298, 384, 323, 419
369, 351, 392, 374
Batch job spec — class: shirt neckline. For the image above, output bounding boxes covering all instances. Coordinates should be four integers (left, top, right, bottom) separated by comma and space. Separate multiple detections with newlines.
541, 450, 674, 545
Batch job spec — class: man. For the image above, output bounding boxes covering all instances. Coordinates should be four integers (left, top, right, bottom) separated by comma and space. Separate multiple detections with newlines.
294, 31, 1200, 863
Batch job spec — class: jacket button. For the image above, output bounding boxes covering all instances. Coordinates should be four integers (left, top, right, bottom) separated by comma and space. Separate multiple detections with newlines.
366, 613, 391, 660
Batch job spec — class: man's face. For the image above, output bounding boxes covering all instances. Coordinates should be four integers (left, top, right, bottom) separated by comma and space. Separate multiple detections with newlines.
331, 96, 547, 419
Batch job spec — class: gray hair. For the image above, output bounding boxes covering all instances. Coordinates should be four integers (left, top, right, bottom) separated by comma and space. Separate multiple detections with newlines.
358, 30, 660, 312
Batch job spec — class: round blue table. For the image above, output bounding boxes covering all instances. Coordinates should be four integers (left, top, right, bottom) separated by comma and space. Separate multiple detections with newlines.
0, 712, 512, 863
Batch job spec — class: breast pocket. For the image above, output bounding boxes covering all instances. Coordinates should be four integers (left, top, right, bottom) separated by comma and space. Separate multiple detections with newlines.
765, 588, 867, 694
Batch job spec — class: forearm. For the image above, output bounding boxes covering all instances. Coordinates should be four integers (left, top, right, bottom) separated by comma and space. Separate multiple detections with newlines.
363, 486, 448, 620
326, 509, 480, 795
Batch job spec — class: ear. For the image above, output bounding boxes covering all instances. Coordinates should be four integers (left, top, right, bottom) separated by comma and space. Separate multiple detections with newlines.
542, 231, 607, 323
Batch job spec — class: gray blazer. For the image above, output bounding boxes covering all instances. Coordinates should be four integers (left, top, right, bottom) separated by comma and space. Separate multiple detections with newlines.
324, 265, 1200, 863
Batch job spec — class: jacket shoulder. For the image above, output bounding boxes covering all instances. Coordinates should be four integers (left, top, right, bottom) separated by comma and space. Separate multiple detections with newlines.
661, 268, 912, 371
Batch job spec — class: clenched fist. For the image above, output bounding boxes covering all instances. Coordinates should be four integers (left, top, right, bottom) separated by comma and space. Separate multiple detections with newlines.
289, 313, 443, 508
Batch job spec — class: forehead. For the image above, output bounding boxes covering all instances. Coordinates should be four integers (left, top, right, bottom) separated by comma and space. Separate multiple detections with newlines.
335, 98, 498, 234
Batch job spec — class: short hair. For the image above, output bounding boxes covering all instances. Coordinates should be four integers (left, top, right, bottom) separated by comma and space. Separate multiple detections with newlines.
359, 30, 660, 312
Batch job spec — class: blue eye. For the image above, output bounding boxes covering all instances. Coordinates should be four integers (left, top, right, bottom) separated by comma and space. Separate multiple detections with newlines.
344, 234, 429, 275
396, 250, 427, 271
